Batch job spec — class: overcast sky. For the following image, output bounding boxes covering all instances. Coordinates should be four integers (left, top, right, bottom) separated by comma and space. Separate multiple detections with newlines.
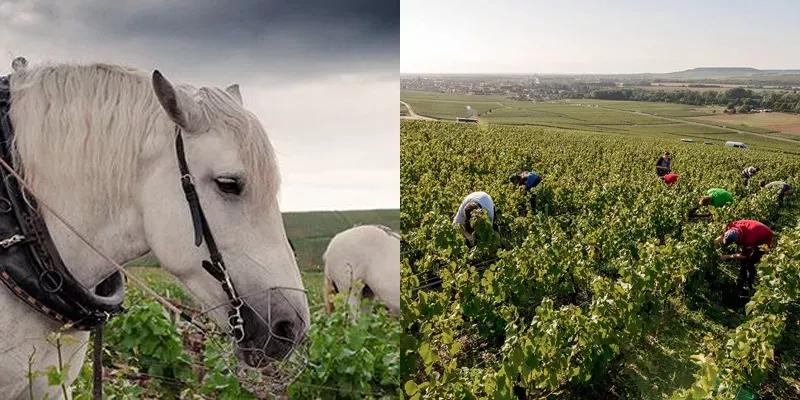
402, 0, 800, 74
0, 0, 399, 212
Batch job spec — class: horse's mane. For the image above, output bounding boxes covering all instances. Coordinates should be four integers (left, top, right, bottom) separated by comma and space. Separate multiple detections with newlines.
367, 224, 400, 240
8, 63, 278, 216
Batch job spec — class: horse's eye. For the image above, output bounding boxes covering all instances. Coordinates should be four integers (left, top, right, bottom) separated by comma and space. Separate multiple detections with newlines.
215, 177, 244, 195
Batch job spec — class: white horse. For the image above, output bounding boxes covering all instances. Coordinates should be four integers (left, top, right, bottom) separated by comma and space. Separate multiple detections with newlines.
0, 62, 309, 399
323, 225, 400, 316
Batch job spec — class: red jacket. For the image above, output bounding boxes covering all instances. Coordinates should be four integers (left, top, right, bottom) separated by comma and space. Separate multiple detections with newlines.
663, 173, 679, 185
726, 220, 774, 248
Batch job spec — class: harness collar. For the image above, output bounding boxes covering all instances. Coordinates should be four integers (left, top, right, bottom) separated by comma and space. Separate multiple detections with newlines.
0, 75, 125, 329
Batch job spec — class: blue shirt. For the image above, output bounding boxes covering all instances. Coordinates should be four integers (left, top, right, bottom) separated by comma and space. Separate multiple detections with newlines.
525, 172, 541, 190
656, 158, 671, 176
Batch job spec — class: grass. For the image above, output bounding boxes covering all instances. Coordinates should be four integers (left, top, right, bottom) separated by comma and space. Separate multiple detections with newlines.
616, 300, 724, 398
302, 270, 325, 309
401, 90, 507, 119
565, 98, 721, 117
400, 90, 800, 154
689, 112, 800, 136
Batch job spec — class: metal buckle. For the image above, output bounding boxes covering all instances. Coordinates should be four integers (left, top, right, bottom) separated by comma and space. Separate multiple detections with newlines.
39, 270, 63, 293
228, 301, 245, 343
0, 198, 11, 213
0, 233, 25, 248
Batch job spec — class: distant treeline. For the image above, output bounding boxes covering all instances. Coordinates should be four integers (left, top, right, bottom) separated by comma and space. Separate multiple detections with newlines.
590, 87, 800, 113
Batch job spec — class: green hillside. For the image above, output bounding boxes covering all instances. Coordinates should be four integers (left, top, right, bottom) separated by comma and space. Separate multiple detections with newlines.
283, 209, 400, 271
401, 91, 800, 154
130, 209, 399, 273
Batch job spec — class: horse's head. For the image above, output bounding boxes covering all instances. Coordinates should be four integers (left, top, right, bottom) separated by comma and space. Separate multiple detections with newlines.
141, 70, 308, 367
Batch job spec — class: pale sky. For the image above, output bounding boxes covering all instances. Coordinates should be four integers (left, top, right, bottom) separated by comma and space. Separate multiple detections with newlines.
402, 0, 800, 74
0, 0, 399, 212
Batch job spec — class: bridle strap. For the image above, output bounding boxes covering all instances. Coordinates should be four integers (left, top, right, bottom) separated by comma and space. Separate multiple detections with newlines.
175, 130, 224, 264
176, 130, 206, 247
174, 127, 245, 341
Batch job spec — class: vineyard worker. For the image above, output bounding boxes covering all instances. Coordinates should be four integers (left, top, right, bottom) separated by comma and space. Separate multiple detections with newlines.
760, 180, 793, 202
453, 191, 495, 246
715, 220, 776, 290
509, 170, 542, 214
741, 166, 759, 186
689, 188, 733, 220
715, 219, 776, 251
701, 188, 734, 208
662, 173, 679, 185
655, 151, 671, 177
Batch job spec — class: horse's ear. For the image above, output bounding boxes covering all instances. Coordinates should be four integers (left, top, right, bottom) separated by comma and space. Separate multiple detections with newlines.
225, 84, 242, 105
152, 70, 207, 132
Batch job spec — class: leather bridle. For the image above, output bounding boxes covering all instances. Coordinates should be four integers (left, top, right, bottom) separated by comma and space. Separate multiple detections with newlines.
175, 126, 246, 343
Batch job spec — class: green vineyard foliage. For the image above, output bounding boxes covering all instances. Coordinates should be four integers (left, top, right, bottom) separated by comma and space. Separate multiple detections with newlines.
400, 120, 800, 399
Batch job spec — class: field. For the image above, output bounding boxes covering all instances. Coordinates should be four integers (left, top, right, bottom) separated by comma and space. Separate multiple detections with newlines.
400, 91, 508, 120
400, 91, 800, 154
401, 120, 800, 399
59, 209, 400, 399
689, 112, 800, 136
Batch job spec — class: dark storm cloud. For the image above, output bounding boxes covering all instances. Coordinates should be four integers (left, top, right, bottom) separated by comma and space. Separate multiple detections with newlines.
0, 0, 400, 211
1, 0, 398, 81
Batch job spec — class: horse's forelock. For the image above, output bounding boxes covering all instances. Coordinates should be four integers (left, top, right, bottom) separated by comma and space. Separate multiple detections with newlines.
198, 86, 280, 199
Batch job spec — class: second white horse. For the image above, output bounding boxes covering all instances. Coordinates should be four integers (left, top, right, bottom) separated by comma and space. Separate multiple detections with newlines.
323, 225, 400, 316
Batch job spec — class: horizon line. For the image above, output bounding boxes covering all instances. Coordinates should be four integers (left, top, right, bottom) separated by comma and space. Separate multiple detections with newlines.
400, 66, 800, 76
281, 207, 399, 214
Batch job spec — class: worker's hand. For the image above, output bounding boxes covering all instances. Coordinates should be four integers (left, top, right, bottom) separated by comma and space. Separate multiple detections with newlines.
720, 254, 733, 260
463, 231, 475, 244
714, 236, 724, 246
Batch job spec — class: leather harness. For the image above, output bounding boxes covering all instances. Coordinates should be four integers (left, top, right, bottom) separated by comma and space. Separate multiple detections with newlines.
0, 75, 125, 329
0, 74, 246, 342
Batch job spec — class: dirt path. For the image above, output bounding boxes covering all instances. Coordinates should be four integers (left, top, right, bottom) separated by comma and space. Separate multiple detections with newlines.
400, 101, 437, 121
585, 104, 800, 145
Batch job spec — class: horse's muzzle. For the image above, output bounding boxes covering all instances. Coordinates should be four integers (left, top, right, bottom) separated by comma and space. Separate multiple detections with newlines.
234, 286, 309, 368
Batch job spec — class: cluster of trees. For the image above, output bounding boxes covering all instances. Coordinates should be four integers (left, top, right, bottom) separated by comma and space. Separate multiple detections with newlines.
590, 87, 800, 114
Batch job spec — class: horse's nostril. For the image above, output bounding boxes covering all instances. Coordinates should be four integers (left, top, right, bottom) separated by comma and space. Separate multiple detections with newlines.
272, 319, 295, 340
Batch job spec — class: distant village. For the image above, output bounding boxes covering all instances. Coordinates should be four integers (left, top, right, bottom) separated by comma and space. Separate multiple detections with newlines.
402, 75, 800, 114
